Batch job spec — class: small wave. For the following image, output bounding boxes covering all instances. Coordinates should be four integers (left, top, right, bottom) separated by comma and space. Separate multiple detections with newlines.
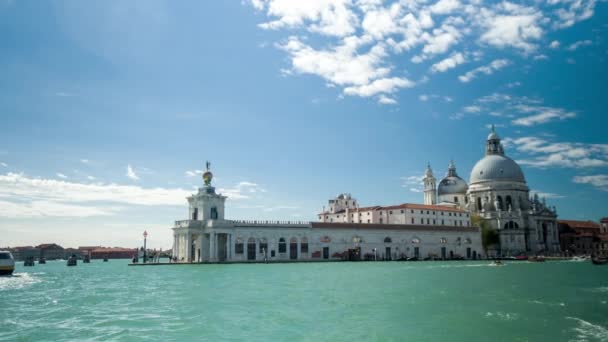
567, 317, 608, 341
530, 300, 566, 307
485, 312, 518, 321
0, 272, 41, 291
593, 287, 608, 293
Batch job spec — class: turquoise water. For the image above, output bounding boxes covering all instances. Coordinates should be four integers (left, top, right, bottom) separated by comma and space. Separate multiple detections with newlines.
1, 260, 607, 341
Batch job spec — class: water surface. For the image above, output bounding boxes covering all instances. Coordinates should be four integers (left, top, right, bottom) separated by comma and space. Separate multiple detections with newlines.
1, 260, 607, 341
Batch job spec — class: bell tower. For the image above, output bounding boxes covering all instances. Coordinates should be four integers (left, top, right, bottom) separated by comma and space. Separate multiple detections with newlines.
423, 163, 437, 205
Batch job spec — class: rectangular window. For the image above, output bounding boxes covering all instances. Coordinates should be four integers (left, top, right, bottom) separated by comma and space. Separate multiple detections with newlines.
411, 217, 414, 224
301, 243, 308, 254
401, 210, 404, 214
379, 218, 383, 224
420, 218, 424, 224
389, 211, 393, 215
427, 218, 430, 224
411, 210, 414, 213
433, 219, 436, 224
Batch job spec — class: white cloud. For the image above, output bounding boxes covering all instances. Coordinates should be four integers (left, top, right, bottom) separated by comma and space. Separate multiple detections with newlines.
463, 105, 482, 113
504, 137, 608, 169
80, 159, 90, 164
419, 94, 429, 101
126, 165, 140, 181
218, 181, 267, 200
458, 59, 510, 83
56, 173, 68, 179
0, 162, 7, 167
87, 175, 96, 181
378, 95, 398, 105
343, 77, 414, 97
185, 169, 204, 177
430, 52, 466, 73
430, 0, 461, 15
479, 8, 543, 52
511, 105, 576, 126
572, 175, 608, 191
566, 39, 592, 51
256, 0, 358, 37
530, 190, 564, 199
247, 0, 602, 103
0, 173, 265, 218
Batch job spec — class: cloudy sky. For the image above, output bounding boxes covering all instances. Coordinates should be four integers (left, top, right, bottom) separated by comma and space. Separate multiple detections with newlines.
1, 0, 607, 248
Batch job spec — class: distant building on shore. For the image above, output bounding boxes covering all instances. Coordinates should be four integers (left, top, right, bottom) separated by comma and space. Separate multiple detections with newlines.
36, 243, 65, 260
10, 246, 40, 261
559, 220, 608, 256
90, 247, 136, 259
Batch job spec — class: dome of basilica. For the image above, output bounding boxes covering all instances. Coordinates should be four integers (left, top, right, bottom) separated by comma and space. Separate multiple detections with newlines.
470, 154, 526, 184
437, 161, 468, 195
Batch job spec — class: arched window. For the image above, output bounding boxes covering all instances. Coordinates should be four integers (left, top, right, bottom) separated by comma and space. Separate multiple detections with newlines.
477, 197, 482, 211
411, 237, 421, 244
506, 196, 513, 210
289, 237, 297, 255
440, 237, 447, 244
259, 238, 268, 253
300, 237, 308, 253
384, 237, 392, 243
210, 207, 218, 219
235, 237, 244, 254
503, 221, 519, 229
454, 196, 459, 203
497, 196, 503, 210
278, 238, 286, 253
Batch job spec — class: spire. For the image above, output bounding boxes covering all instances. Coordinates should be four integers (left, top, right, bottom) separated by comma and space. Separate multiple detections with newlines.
447, 160, 457, 177
202, 161, 213, 186
425, 162, 434, 177
485, 126, 504, 156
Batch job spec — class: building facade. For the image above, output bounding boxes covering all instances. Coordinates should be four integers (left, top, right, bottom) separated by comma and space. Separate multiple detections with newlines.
171, 165, 483, 263
421, 127, 560, 256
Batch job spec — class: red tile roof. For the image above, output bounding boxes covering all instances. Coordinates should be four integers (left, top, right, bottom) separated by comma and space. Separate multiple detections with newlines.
558, 220, 600, 229
319, 203, 466, 215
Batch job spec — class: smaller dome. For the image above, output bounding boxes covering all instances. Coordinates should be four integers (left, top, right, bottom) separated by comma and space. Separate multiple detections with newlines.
438, 176, 468, 195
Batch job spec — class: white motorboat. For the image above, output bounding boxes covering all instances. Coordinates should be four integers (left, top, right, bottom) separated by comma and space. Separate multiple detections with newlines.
0, 251, 15, 275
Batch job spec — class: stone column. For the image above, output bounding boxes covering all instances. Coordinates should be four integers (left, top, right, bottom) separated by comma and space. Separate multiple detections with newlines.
209, 231, 215, 262
186, 233, 192, 263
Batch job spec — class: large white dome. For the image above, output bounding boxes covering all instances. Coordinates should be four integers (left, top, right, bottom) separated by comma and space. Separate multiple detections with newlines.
470, 154, 526, 184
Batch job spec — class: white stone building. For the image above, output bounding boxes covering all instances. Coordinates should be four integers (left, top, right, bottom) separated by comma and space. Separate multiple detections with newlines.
421, 126, 560, 256
171, 165, 483, 263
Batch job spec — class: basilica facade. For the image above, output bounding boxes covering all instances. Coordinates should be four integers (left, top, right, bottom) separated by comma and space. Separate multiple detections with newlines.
422, 126, 560, 256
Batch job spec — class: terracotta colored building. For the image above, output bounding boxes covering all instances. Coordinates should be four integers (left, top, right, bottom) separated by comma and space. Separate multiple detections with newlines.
558, 220, 604, 256
90, 247, 137, 259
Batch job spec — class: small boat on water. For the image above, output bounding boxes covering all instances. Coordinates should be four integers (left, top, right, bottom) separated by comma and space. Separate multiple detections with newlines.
38, 257, 46, 264
529, 256, 546, 262
491, 260, 505, 266
591, 256, 608, 265
83, 255, 90, 263
67, 254, 77, 267
570, 256, 588, 262
0, 251, 15, 275
24, 256, 35, 267
103, 256, 109, 262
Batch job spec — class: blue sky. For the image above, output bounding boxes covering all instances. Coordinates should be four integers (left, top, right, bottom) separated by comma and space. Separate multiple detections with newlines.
1, 0, 607, 248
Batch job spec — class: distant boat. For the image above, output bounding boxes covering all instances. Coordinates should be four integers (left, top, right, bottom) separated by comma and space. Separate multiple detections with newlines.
83, 255, 90, 263
529, 256, 545, 262
491, 260, 504, 266
515, 255, 528, 261
570, 256, 587, 262
0, 251, 15, 275
591, 256, 607, 265
67, 254, 77, 267
24, 256, 35, 267
103, 256, 109, 262
38, 257, 46, 264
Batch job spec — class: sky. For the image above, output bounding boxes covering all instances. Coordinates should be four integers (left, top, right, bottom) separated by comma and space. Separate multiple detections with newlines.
0, 0, 607, 249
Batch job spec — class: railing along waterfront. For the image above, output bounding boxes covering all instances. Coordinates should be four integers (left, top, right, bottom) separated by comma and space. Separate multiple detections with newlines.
229, 219, 311, 226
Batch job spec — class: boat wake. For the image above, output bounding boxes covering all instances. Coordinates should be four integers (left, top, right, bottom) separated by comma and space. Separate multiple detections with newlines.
567, 317, 608, 341
485, 311, 518, 321
0, 272, 41, 291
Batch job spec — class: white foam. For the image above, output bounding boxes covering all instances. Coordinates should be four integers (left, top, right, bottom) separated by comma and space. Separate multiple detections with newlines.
567, 317, 608, 341
0, 272, 42, 291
